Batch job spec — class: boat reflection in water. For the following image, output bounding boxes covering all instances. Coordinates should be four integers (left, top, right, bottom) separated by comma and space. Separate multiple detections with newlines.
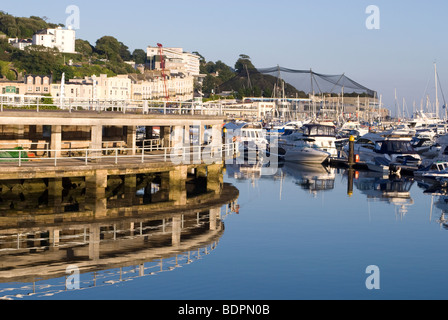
281, 162, 335, 195
224, 158, 282, 187
434, 195, 448, 229
0, 167, 239, 300
353, 171, 415, 218
418, 185, 448, 230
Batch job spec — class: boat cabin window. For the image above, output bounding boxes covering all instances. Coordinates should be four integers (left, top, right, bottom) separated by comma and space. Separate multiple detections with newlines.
303, 125, 335, 137
437, 163, 447, 171
378, 140, 415, 154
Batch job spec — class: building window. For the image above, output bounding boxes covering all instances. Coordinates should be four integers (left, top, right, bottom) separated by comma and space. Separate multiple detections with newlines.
28, 86, 33, 92
44, 87, 49, 93
36, 87, 41, 92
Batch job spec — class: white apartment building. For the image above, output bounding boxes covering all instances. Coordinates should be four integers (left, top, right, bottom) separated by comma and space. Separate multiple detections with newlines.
32, 26, 76, 53
51, 74, 131, 101
131, 72, 194, 101
50, 73, 193, 102
8, 38, 33, 50
96, 74, 132, 100
147, 46, 200, 76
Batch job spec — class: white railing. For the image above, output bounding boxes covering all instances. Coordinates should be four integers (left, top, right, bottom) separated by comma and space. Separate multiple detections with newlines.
0, 95, 261, 116
141, 138, 163, 151
0, 142, 239, 167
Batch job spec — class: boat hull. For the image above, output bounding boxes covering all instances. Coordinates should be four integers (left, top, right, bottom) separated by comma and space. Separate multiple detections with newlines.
284, 148, 330, 164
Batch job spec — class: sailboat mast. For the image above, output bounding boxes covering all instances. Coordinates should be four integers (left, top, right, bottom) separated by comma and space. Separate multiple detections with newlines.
341, 86, 344, 122
379, 94, 382, 125
357, 95, 360, 122
435, 62, 439, 119
395, 88, 399, 120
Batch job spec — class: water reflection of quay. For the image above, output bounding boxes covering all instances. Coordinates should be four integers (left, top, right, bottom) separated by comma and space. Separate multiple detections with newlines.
0, 165, 239, 299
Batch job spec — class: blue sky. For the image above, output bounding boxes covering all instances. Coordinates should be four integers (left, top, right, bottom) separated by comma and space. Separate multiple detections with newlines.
2, 0, 448, 116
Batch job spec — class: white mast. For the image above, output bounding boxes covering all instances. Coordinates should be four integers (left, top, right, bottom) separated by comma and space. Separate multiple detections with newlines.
379, 94, 382, 124
395, 88, 399, 120
357, 95, 360, 122
435, 62, 439, 119
341, 86, 344, 122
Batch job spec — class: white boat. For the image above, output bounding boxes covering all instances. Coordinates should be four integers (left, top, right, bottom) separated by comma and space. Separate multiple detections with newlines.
342, 132, 383, 166
224, 121, 268, 159
277, 139, 331, 164
415, 161, 448, 178
281, 122, 338, 158
414, 161, 448, 186
410, 136, 435, 155
339, 121, 369, 137
423, 134, 448, 164
408, 110, 443, 129
270, 121, 303, 133
343, 132, 422, 172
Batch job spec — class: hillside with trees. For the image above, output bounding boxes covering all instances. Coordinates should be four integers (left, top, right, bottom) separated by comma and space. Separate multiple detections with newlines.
199, 54, 307, 100
0, 12, 308, 100
0, 12, 143, 82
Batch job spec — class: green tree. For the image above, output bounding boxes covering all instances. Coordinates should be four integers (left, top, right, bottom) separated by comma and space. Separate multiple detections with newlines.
253, 85, 262, 97
132, 49, 146, 64
234, 54, 256, 75
0, 12, 60, 38
11, 45, 62, 75
95, 36, 122, 62
119, 42, 131, 61
202, 74, 219, 94
262, 87, 272, 98
192, 51, 205, 64
52, 64, 75, 82
75, 39, 93, 57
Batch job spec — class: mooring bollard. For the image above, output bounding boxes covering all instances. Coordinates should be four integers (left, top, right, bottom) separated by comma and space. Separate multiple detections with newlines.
348, 135, 355, 167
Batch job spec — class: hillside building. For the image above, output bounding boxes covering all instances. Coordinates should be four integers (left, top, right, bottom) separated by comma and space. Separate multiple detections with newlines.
32, 26, 76, 53
146, 46, 200, 76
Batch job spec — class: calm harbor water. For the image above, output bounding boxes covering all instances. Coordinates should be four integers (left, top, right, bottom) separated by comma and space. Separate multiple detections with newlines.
1, 160, 448, 300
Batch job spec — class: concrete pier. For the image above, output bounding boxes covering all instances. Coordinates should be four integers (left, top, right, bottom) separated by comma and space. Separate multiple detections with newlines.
0, 111, 224, 154
0, 110, 240, 290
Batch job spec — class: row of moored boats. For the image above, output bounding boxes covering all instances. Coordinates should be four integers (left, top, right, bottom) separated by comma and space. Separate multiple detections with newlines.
226, 114, 448, 186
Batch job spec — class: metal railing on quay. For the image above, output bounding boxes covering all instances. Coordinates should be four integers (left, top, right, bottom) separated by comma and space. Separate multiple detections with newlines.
0, 142, 238, 167
0, 95, 261, 116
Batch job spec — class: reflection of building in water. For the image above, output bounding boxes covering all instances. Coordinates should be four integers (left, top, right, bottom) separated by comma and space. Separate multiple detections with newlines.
0, 164, 239, 299
354, 171, 414, 218
281, 163, 335, 196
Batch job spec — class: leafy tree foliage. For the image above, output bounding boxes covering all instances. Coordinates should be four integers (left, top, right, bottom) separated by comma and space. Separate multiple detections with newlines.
75, 39, 93, 57
119, 42, 131, 61
0, 12, 62, 38
11, 45, 62, 75
95, 36, 123, 62
132, 49, 146, 64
